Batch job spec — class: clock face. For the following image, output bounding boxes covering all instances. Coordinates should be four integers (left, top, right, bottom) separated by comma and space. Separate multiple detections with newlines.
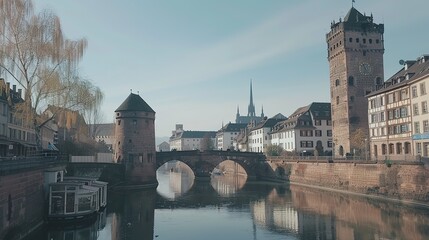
359, 62, 372, 75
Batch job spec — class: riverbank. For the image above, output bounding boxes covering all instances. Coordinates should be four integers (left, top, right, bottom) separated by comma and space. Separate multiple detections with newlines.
264, 157, 429, 203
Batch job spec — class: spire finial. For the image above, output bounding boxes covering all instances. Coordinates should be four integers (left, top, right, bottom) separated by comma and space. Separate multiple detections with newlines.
130, 89, 132, 93
352, 0, 355, 7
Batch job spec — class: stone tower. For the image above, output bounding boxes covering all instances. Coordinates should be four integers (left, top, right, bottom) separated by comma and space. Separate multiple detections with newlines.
114, 93, 157, 186
327, 7, 384, 156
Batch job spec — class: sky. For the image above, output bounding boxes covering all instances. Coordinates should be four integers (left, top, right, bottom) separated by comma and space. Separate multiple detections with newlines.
33, 0, 429, 137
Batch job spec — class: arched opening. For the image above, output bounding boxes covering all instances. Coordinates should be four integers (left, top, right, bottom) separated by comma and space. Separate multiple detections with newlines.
339, 145, 344, 156
396, 142, 402, 154
382, 144, 387, 155
373, 145, 378, 158
404, 142, 411, 154
210, 160, 248, 197
348, 76, 355, 86
156, 160, 195, 199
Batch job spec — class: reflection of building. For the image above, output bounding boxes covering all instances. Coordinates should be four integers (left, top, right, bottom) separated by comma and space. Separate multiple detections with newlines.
368, 55, 429, 160
251, 199, 299, 233
110, 190, 156, 240
169, 171, 194, 198
210, 174, 247, 196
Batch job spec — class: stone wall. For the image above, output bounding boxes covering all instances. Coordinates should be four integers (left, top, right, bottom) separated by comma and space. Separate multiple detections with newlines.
265, 157, 429, 202
0, 169, 45, 240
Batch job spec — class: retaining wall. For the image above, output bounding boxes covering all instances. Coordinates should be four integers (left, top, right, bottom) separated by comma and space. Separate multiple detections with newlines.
265, 158, 429, 202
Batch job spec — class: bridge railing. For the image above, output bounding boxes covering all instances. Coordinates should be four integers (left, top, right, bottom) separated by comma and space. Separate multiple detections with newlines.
0, 155, 68, 175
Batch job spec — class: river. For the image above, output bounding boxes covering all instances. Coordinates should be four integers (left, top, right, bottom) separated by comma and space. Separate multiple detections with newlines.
27, 162, 429, 240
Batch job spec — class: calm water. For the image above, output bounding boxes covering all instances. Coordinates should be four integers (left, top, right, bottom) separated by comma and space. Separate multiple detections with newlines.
28, 163, 429, 240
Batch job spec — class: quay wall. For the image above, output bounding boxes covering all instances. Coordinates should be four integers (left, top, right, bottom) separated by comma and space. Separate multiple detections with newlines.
0, 169, 45, 240
264, 157, 429, 202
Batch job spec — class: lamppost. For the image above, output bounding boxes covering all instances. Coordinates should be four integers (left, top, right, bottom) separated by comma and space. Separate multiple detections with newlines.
364, 138, 368, 161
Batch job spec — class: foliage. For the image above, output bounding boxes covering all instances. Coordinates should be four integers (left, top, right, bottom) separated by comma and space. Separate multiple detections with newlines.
0, 0, 102, 149
266, 144, 284, 156
200, 134, 214, 151
349, 128, 368, 156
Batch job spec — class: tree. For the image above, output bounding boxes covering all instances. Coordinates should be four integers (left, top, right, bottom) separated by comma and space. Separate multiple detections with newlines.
200, 134, 214, 151
0, 0, 100, 149
266, 145, 283, 156
350, 128, 368, 157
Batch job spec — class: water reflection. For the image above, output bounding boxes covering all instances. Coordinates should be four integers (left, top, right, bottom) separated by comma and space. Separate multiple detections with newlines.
27, 173, 429, 240
156, 160, 195, 199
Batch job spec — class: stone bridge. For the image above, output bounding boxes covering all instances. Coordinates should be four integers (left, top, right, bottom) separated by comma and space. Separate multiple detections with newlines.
156, 150, 267, 179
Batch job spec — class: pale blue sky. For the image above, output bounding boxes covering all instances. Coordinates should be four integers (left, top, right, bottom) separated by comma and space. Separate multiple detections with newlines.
35, 0, 429, 137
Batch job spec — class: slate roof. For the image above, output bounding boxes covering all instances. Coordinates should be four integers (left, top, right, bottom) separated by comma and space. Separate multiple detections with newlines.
219, 123, 247, 132
171, 131, 217, 140
367, 55, 429, 97
331, 7, 383, 34
89, 123, 114, 136
115, 93, 155, 113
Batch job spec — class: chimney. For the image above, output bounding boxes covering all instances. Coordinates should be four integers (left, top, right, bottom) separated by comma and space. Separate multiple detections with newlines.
18, 89, 22, 98
12, 85, 16, 92
6, 82, 10, 90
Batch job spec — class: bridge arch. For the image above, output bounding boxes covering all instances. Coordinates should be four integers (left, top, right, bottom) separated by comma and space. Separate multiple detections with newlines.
156, 150, 265, 179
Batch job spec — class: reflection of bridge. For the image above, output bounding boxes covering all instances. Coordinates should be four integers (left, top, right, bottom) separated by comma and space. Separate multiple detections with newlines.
67, 150, 268, 183
156, 150, 266, 179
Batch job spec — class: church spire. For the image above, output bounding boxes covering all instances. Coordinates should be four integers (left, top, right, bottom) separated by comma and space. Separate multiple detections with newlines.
261, 105, 264, 118
248, 80, 256, 117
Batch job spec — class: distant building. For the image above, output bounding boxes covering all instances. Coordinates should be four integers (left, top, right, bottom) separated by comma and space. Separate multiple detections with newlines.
270, 103, 332, 155
169, 124, 216, 151
89, 123, 115, 150
247, 114, 286, 153
235, 81, 265, 124
368, 54, 429, 160
216, 122, 247, 150
157, 141, 170, 152
327, 6, 384, 156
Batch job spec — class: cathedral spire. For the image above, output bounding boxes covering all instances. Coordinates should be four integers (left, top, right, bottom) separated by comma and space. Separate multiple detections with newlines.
248, 80, 256, 117
261, 105, 264, 118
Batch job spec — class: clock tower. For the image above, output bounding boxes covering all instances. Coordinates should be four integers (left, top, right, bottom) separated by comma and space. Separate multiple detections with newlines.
327, 7, 384, 156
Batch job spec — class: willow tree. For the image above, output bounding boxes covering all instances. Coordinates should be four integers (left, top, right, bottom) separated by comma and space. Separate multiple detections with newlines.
0, 0, 98, 149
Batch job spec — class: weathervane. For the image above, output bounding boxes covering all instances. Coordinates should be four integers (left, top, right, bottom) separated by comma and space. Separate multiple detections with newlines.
352, 0, 355, 7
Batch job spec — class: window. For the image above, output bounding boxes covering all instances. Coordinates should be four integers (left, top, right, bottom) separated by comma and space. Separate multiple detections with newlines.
376, 39, 380, 44
369, 39, 373, 44
423, 120, 429, 132
327, 120, 332, 126
380, 112, 385, 121
363, 38, 366, 44
422, 101, 428, 114
336, 96, 340, 105
315, 120, 321, 126
420, 82, 427, 95
315, 130, 322, 136
349, 38, 353, 42
300, 141, 313, 148
417, 143, 422, 155
350, 96, 355, 102
371, 114, 377, 123
413, 103, 419, 115
414, 122, 420, 134
327, 141, 332, 147
356, 38, 359, 43
348, 76, 354, 86
335, 79, 340, 86
117, 120, 121, 125
412, 86, 418, 98
375, 77, 382, 85
327, 130, 332, 137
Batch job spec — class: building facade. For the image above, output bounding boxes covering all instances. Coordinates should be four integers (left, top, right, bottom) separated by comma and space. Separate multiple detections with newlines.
216, 122, 247, 150
270, 103, 332, 155
327, 7, 384, 156
169, 124, 216, 151
114, 93, 157, 184
368, 55, 429, 160
248, 115, 286, 153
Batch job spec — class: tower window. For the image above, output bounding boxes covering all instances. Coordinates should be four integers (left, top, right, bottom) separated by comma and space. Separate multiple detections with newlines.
336, 96, 340, 105
375, 77, 382, 85
349, 38, 352, 43
363, 39, 366, 44
129, 139, 132, 143
117, 120, 121, 126
350, 96, 355, 102
356, 38, 359, 43
335, 79, 340, 86
376, 39, 380, 44
348, 76, 355, 86
369, 39, 373, 44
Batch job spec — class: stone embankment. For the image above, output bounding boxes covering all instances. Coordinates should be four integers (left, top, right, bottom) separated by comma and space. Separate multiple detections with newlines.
264, 156, 429, 202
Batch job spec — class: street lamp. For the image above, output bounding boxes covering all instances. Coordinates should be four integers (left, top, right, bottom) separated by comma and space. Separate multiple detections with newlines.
364, 138, 368, 161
